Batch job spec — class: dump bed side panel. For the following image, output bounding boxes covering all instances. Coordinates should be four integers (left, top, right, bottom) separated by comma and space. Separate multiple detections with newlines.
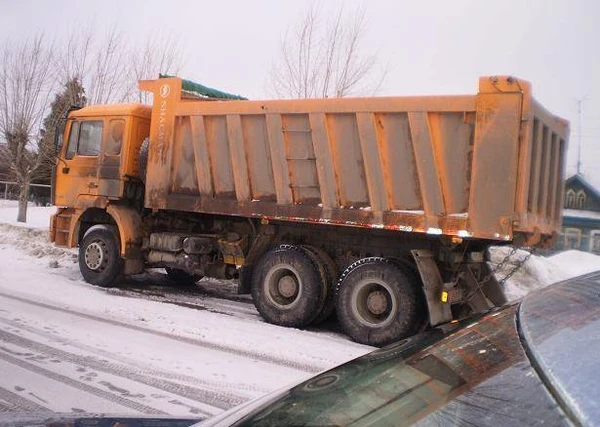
142, 77, 567, 242
514, 97, 569, 241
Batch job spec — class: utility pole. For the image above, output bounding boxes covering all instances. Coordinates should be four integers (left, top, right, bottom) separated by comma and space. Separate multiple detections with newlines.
576, 98, 584, 175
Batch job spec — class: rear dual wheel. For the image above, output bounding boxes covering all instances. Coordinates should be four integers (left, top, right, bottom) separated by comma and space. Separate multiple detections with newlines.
252, 247, 425, 346
251, 245, 331, 328
301, 245, 338, 324
335, 258, 425, 347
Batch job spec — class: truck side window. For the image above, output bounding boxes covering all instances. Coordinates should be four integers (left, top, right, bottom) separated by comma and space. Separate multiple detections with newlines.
77, 121, 103, 156
106, 119, 125, 155
65, 121, 80, 160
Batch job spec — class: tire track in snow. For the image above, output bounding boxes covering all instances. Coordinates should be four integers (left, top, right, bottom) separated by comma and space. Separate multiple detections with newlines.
0, 325, 246, 413
0, 291, 325, 373
0, 386, 50, 413
0, 316, 267, 396
0, 349, 168, 416
107, 287, 258, 320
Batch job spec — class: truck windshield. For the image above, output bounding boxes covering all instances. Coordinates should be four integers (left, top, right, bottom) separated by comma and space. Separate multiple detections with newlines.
65, 121, 79, 159
231, 306, 565, 426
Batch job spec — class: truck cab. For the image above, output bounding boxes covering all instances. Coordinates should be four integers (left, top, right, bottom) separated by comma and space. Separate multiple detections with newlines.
51, 104, 150, 247
54, 104, 151, 207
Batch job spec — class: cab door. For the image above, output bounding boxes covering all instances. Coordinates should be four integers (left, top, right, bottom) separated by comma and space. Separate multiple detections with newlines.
54, 119, 103, 207
97, 118, 126, 199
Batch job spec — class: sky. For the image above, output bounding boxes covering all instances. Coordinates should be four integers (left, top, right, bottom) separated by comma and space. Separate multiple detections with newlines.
2, 0, 599, 184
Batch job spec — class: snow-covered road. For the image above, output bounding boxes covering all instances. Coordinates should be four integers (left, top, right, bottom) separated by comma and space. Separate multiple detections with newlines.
0, 204, 372, 424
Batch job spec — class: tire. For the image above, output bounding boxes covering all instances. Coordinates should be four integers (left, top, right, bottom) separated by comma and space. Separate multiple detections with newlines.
301, 245, 338, 324
335, 257, 425, 347
165, 268, 201, 287
251, 245, 326, 328
79, 226, 124, 287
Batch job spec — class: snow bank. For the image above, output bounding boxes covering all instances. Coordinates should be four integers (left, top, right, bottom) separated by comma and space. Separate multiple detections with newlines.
549, 250, 600, 277
0, 223, 77, 263
491, 246, 600, 301
0, 199, 55, 229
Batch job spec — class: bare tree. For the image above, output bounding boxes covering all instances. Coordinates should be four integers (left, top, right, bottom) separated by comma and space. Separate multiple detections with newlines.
270, 4, 386, 99
126, 33, 183, 104
58, 29, 92, 91
0, 27, 183, 223
0, 35, 56, 222
85, 27, 132, 105
59, 28, 183, 106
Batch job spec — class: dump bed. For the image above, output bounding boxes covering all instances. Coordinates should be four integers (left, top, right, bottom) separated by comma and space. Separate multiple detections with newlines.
139, 76, 568, 244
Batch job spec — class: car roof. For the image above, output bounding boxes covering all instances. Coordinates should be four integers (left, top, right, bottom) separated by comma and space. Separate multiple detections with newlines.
519, 271, 600, 426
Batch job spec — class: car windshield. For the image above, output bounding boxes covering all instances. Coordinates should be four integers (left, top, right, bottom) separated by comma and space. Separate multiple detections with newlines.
230, 305, 567, 426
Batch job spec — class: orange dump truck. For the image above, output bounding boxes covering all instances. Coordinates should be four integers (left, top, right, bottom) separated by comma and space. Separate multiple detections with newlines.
50, 75, 568, 346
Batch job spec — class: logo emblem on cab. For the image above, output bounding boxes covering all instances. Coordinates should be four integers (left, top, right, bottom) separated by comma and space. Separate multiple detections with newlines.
159, 84, 170, 98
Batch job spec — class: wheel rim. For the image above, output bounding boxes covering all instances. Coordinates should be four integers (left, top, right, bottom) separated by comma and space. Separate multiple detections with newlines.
84, 240, 108, 271
264, 263, 303, 309
351, 279, 397, 327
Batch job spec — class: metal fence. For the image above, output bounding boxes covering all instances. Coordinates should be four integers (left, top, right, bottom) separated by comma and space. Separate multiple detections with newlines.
0, 181, 52, 206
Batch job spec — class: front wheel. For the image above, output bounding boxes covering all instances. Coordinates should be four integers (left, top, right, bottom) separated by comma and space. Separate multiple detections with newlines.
79, 226, 124, 287
335, 257, 425, 346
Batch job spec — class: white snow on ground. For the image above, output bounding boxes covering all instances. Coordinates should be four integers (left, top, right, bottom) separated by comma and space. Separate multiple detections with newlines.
1, 201, 600, 424
0, 200, 56, 229
0, 203, 372, 424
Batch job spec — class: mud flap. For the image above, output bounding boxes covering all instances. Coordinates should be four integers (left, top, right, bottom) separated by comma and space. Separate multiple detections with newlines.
124, 259, 145, 275
460, 263, 507, 313
479, 263, 508, 306
411, 250, 453, 326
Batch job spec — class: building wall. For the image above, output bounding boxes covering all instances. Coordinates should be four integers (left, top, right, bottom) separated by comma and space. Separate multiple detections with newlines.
555, 175, 600, 253
556, 217, 600, 253
563, 180, 600, 210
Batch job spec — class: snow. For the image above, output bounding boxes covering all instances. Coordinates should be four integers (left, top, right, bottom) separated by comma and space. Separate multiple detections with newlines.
0, 202, 371, 423
548, 250, 600, 277
0, 201, 599, 424
491, 246, 600, 301
562, 208, 600, 220
0, 200, 56, 229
